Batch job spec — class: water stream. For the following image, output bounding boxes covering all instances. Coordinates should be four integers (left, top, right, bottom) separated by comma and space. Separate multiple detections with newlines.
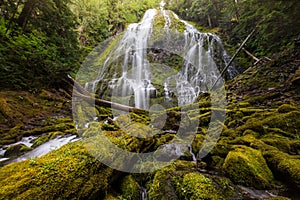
141, 187, 148, 200
1, 135, 79, 165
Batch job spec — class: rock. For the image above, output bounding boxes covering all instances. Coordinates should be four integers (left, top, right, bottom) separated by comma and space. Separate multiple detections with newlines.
0, 142, 115, 199
277, 104, 298, 113
262, 111, 300, 138
4, 144, 32, 157
120, 175, 140, 200
263, 150, 300, 189
148, 160, 237, 200
223, 145, 275, 189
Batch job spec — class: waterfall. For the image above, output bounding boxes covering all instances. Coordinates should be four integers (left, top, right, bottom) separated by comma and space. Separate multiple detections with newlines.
84, 0, 237, 109
141, 187, 148, 200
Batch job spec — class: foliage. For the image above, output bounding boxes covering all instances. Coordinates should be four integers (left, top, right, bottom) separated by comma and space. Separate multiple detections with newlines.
166, 0, 300, 65
0, 0, 80, 89
71, 0, 161, 49
0, 0, 161, 90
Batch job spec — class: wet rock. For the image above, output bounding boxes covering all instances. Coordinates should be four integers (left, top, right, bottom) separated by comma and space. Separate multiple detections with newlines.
4, 143, 32, 157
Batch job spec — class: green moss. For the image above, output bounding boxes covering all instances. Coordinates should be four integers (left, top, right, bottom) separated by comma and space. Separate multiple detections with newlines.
237, 118, 265, 135
120, 175, 140, 200
191, 134, 205, 154
4, 144, 32, 157
262, 111, 300, 138
260, 135, 291, 153
0, 97, 22, 125
290, 140, 300, 155
104, 194, 119, 200
1, 124, 23, 144
223, 145, 274, 189
148, 161, 197, 200
277, 104, 298, 113
229, 134, 256, 146
177, 172, 225, 200
265, 197, 291, 200
23, 120, 75, 137
0, 142, 114, 199
264, 150, 300, 189
243, 129, 260, 137
32, 134, 50, 148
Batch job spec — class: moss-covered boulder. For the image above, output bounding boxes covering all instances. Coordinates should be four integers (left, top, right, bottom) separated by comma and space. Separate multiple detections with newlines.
147, 161, 197, 200
262, 111, 300, 138
263, 150, 300, 189
120, 175, 141, 200
31, 134, 50, 148
0, 142, 115, 200
4, 144, 32, 157
237, 118, 265, 135
223, 145, 274, 189
277, 104, 298, 113
148, 160, 237, 200
177, 172, 225, 200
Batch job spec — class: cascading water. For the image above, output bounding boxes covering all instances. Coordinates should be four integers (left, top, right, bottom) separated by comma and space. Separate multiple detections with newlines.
85, 0, 238, 109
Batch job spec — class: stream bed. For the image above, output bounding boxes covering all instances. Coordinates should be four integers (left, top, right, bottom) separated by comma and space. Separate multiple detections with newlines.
0, 134, 79, 165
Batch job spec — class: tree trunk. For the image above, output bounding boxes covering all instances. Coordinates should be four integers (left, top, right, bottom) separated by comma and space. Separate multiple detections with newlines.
17, 0, 38, 30
207, 14, 212, 28
5, 0, 21, 34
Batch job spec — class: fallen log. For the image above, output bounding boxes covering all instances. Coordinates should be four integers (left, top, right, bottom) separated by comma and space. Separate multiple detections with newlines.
73, 91, 139, 112
210, 25, 258, 90
66, 75, 144, 113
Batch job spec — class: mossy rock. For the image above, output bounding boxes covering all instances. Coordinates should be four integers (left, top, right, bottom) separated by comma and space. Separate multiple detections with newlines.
191, 134, 205, 154
265, 197, 291, 200
0, 124, 24, 145
120, 175, 140, 200
148, 160, 238, 200
262, 111, 300, 138
4, 144, 32, 157
260, 135, 291, 153
237, 118, 265, 135
229, 134, 256, 146
176, 172, 226, 200
32, 134, 50, 148
277, 104, 298, 113
0, 142, 114, 199
223, 145, 274, 189
263, 150, 300, 189
23, 121, 75, 137
147, 165, 179, 200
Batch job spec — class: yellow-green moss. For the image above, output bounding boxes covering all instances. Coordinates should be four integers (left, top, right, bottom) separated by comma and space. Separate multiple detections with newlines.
263, 150, 300, 189
237, 118, 265, 135
277, 104, 298, 113
0, 142, 114, 200
177, 172, 225, 200
265, 197, 291, 200
223, 145, 274, 189
262, 111, 300, 138
260, 135, 291, 153
120, 175, 140, 200
191, 134, 205, 154
147, 161, 196, 200
4, 144, 32, 157
32, 134, 50, 148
